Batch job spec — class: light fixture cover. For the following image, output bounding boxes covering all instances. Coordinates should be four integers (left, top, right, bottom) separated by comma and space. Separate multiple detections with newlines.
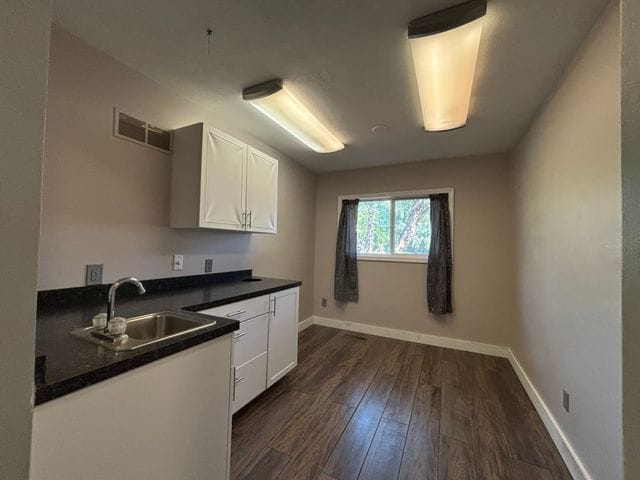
243, 80, 344, 153
408, 0, 486, 132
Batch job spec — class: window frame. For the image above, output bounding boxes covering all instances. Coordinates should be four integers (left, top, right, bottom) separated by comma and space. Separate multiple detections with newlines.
337, 188, 454, 264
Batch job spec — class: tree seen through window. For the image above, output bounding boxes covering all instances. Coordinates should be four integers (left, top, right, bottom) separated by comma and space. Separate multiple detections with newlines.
356, 197, 431, 256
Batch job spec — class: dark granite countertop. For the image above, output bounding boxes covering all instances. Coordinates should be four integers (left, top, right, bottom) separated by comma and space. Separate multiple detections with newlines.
35, 270, 301, 405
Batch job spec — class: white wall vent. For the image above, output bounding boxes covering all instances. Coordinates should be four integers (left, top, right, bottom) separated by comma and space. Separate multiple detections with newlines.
113, 107, 172, 153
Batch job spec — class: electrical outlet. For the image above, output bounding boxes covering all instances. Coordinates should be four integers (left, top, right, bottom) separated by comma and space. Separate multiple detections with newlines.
321, 298, 327, 307
563, 390, 570, 413
204, 258, 213, 273
172, 254, 184, 271
86, 264, 103, 285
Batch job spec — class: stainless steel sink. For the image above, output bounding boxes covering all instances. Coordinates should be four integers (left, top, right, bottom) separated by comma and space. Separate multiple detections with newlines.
72, 311, 215, 351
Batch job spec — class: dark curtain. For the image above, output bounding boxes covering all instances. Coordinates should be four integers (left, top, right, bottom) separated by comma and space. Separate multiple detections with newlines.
427, 193, 453, 314
334, 199, 359, 302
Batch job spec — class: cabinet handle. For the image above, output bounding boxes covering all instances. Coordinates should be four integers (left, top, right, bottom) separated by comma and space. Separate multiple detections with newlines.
226, 309, 247, 318
241, 211, 246, 229
234, 376, 245, 384
272, 297, 277, 316
232, 366, 237, 401
248, 210, 252, 229
233, 332, 247, 340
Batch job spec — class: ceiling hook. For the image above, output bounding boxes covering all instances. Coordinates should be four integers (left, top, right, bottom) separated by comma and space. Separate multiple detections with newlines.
206, 28, 213, 56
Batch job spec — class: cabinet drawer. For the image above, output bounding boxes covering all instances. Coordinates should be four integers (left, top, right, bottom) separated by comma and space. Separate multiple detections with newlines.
233, 313, 268, 367
233, 352, 267, 413
199, 294, 270, 322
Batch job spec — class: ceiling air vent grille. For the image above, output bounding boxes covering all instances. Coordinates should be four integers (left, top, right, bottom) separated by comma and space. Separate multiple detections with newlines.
113, 108, 172, 153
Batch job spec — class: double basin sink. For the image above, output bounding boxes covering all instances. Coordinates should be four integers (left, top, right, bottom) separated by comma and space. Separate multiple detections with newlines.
72, 311, 216, 352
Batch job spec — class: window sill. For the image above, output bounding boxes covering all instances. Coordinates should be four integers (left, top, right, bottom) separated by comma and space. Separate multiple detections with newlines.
357, 255, 428, 264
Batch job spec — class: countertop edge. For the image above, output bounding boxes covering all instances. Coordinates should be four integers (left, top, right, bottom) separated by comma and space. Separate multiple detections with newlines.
183, 281, 302, 311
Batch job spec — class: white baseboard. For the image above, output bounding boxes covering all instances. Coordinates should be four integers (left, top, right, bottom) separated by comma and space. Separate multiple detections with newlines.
310, 315, 509, 358
507, 349, 590, 480
297, 316, 314, 332
305, 315, 589, 480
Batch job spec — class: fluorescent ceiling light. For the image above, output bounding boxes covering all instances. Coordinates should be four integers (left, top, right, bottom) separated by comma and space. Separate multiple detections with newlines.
242, 79, 344, 153
408, 0, 486, 132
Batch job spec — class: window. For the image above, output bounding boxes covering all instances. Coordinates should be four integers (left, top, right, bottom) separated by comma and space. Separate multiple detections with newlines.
341, 189, 453, 263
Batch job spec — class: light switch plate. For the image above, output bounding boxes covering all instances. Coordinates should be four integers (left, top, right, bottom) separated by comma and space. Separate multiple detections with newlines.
172, 254, 184, 271
86, 264, 103, 285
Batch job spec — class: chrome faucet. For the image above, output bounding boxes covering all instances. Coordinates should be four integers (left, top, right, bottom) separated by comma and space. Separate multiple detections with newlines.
107, 277, 146, 323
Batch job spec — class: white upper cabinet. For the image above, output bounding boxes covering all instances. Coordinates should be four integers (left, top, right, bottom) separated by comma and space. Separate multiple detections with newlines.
246, 147, 278, 234
170, 123, 278, 233
202, 129, 247, 230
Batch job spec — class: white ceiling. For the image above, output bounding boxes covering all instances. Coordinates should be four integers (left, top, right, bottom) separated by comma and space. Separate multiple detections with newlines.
53, 0, 609, 173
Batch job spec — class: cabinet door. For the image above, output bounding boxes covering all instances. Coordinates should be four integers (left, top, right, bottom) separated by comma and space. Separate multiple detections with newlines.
200, 128, 247, 230
246, 147, 278, 234
267, 287, 299, 387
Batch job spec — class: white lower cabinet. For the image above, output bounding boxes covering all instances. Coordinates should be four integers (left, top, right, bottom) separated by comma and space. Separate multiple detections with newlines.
231, 313, 269, 413
233, 313, 269, 366
30, 335, 234, 480
199, 287, 299, 414
267, 288, 299, 387
200, 295, 270, 323
233, 352, 267, 412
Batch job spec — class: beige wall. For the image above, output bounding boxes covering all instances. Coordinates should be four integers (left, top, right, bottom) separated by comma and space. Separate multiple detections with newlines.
40, 27, 317, 320
511, 3, 622, 479
313, 154, 515, 346
0, 2, 51, 479
622, 0, 640, 477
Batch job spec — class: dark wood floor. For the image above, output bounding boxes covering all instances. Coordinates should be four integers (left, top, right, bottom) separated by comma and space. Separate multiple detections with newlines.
231, 325, 572, 480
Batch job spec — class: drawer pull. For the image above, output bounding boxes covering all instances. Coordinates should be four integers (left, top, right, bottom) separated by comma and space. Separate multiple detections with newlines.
233, 332, 247, 340
234, 376, 245, 384
226, 309, 247, 318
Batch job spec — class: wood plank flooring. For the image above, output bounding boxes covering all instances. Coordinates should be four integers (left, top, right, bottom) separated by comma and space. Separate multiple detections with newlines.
231, 325, 572, 480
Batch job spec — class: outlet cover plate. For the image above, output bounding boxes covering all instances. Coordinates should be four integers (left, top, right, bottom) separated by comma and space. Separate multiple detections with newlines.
563, 390, 570, 413
172, 254, 184, 271
204, 258, 213, 273
86, 264, 103, 285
